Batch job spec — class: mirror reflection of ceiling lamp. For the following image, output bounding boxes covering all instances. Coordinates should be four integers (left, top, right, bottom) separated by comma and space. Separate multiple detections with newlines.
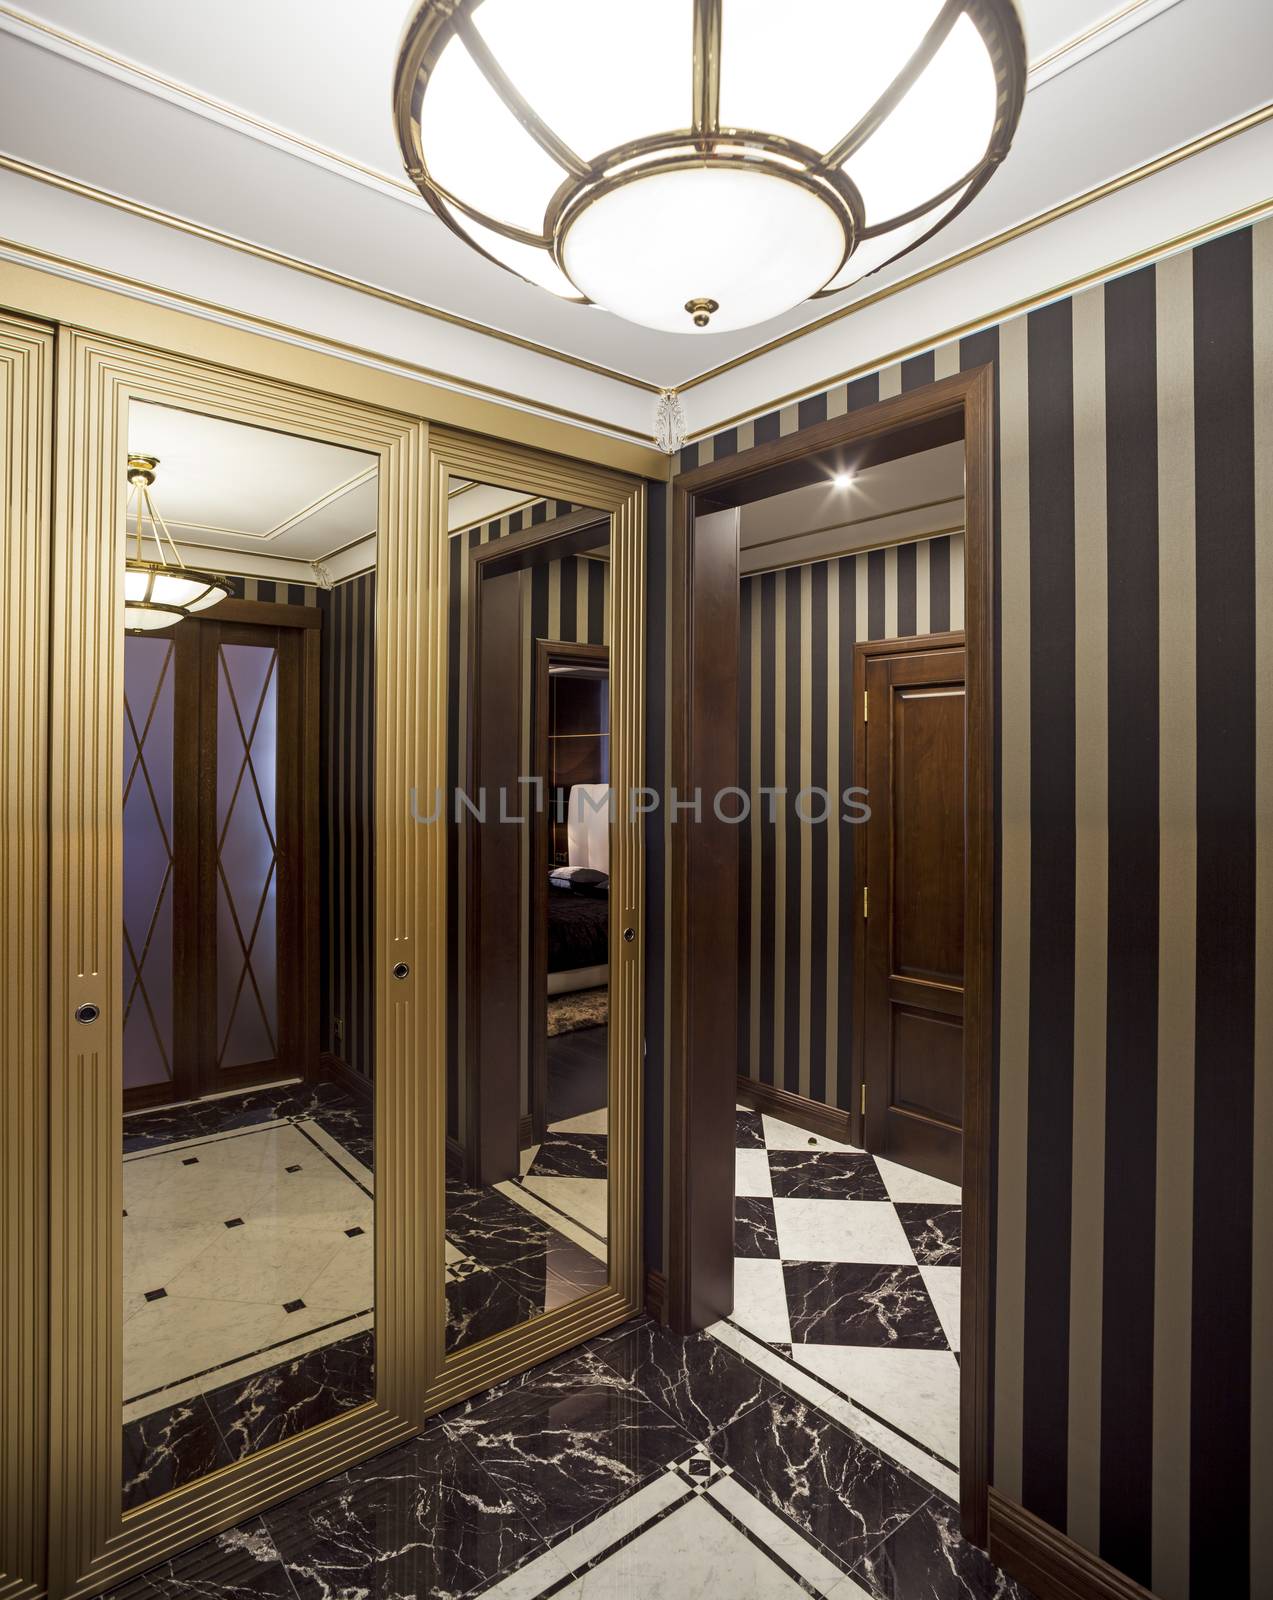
123, 456, 230, 633
394, 0, 1026, 335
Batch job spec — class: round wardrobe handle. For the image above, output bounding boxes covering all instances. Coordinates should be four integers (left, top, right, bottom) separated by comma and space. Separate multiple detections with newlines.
74, 1003, 101, 1025
392, 962, 410, 981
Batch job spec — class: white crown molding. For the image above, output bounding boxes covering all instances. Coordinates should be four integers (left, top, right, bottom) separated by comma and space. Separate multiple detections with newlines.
0, 2, 422, 205
1025, 0, 1186, 88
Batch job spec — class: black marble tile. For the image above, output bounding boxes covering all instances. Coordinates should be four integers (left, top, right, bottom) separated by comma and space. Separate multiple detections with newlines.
525, 1130, 608, 1179
445, 1184, 578, 1274
264, 1429, 546, 1600
711, 1386, 932, 1573
768, 1149, 889, 1200
896, 1202, 962, 1266
444, 1353, 695, 1541
736, 1107, 767, 1148
204, 1332, 375, 1459
593, 1319, 783, 1440
854, 1495, 1036, 1599
735, 1195, 780, 1258
446, 1262, 542, 1352
785, 1261, 948, 1349
122, 1081, 374, 1172
102, 1519, 297, 1598
122, 1394, 233, 1511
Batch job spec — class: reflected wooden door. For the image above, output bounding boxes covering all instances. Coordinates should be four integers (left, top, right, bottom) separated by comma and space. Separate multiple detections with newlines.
122, 607, 318, 1109
857, 637, 966, 1184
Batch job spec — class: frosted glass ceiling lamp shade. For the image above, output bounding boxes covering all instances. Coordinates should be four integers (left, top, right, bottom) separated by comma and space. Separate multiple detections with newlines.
394, 0, 1025, 335
123, 456, 230, 634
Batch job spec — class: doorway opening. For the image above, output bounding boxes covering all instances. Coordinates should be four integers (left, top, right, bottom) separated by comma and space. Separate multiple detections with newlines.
666, 367, 994, 1542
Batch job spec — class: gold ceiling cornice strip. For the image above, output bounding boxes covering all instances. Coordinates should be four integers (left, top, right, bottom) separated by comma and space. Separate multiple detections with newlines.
677, 99, 1273, 395
0, 150, 662, 395
1026, 0, 1175, 78
686, 189, 1273, 440
0, 233, 661, 446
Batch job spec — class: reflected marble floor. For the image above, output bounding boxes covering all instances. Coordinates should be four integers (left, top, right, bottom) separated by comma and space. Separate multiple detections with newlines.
121, 1080, 375, 1510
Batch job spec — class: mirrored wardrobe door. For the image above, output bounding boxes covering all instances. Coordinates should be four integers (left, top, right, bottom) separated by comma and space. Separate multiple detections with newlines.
49, 333, 429, 1600
422, 433, 645, 1414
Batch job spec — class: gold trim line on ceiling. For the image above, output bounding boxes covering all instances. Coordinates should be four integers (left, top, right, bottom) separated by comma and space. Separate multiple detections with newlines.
0, 233, 660, 447
688, 189, 1273, 440
676, 99, 1273, 395
0, 149, 662, 396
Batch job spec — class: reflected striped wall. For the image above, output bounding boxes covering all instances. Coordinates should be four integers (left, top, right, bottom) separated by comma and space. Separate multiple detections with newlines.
645, 219, 1272, 1600
737, 535, 963, 1113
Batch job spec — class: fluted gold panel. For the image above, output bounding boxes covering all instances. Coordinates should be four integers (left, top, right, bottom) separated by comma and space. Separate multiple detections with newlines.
0, 314, 54, 1600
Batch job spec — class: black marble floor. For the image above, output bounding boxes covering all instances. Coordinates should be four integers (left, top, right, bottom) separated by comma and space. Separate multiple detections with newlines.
104, 1314, 1033, 1600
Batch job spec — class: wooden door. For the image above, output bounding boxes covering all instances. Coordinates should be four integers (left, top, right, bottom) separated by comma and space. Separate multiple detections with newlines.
858, 637, 966, 1184
122, 605, 318, 1109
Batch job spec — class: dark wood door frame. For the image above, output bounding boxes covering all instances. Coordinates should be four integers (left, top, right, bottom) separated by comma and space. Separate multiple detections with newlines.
530, 637, 610, 1143
464, 509, 611, 1174
668, 365, 995, 1545
851, 630, 965, 1158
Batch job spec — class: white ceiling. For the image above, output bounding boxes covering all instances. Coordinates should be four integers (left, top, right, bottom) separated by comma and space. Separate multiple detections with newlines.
127, 400, 377, 566
1, 0, 1270, 441
739, 442, 964, 574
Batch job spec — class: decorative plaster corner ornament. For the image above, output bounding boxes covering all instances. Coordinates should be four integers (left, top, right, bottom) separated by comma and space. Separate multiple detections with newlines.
655, 389, 686, 456
312, 562, 334, 590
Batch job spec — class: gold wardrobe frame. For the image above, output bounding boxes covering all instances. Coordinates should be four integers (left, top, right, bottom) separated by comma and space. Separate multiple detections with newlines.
420, 428, 645, 1416
15, 321, 647, 1599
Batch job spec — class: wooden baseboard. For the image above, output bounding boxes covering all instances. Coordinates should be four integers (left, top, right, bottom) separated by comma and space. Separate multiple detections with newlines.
645, 1270, 667, 1323
988, 1490, 1159, 1600
320, 1051, 372, 1103
736, 1075, 854, 1144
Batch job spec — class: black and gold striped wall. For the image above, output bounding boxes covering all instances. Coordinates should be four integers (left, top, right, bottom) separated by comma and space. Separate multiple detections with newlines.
643, 218, 1272, 1600
737, 535, 964, 1113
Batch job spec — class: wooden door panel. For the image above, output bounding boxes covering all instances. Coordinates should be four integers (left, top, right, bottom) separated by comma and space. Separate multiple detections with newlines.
859, 640, 966, 1184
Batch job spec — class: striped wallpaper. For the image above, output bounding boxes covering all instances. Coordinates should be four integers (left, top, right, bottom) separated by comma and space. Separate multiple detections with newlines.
737, 535, 963, 1113
644, 218, 1272, 1600
318, 571, 376, 1079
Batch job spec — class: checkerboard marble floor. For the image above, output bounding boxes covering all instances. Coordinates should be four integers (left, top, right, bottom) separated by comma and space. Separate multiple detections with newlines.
729, 1104, 962, 1482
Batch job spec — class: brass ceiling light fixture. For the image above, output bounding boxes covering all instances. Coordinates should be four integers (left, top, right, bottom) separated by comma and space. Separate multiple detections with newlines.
123, 455, 230, 632
393, 0, 1026, 335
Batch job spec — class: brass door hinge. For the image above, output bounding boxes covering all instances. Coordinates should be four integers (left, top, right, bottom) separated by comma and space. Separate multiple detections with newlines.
860, 1081, 866, 1117
863, 689, 868, 723
863, 885, 869, 919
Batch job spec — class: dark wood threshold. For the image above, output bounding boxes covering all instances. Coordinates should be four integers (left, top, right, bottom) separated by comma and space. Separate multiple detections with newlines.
645, 1270, 667, 1324
735, 1076, 854, 1145
320, 1051, 372, 1103
988, 1490, 1160, 1600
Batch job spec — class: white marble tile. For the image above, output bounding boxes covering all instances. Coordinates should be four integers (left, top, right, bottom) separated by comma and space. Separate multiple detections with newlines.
495, 1179, 608, 1262
825, 1576, 878, 1600
920, 1264, 961, 1351
792, 1345, 960, 1465
735, 1148, 774, 1197
706, 1319, 958, 1500
472, 1544, 572, 1599
761, 1116, 857, 1153
772, 1199, 914, 1264
513, 1471, 686, 1588
731, 1259, 792, 1344
164, 1219, 344, 1307
874, 1155, 961, 1206
302, 1229, 374, 1313
551, 1108, 608, 1136
518, 1142, 541, 1177
123, 1217, 223, 1296
517, 1174, 609, 1239
561, 1495, 808, 1598
708, 1473, 849, 1595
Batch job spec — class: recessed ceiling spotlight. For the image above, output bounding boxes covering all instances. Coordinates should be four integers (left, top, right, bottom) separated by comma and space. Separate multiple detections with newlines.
394, 0, 1027, 335
833, 472, 855, 490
